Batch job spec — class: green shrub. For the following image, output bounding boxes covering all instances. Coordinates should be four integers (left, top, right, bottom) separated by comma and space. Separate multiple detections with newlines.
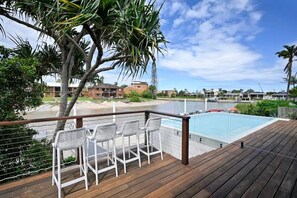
236, 100, 290, 117
129, 90, 141, 97
63, 155, 77, 165
235, 103, 258, 115
142, 91, 153, 98
130, 96, 141, 102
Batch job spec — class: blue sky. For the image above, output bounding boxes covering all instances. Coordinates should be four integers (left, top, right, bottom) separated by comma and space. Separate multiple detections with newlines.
1, 0, 297, 93
151, 0, 297, 92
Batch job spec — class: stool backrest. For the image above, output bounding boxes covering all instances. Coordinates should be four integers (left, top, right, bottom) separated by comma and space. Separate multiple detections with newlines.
120, 120, 139, 136
94, 123, 117, 142
146, 117, 161, 132
54, 127, 87, 150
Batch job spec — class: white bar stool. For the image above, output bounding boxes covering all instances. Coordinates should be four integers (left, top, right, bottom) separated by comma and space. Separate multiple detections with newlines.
52, 127, 89, 198
116, 120, 141, 173
140, 117, 163, 164
86, 123, 118, 185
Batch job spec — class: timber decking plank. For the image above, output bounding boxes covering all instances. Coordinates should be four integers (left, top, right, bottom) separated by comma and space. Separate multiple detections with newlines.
257, 136, 297, 197
95, 160, 182, 197
192, 125, 293, 198
171, 121, 283, 197
291, 179, 297, 198
68, 154, 176, 198
275, 150, 297, 197
117, 163, 186, 198
241, 126, 297, 197
1, 121, 297, 198
144, 121, 284, 198
211, 122, 297, 198
175, 120, 288, 197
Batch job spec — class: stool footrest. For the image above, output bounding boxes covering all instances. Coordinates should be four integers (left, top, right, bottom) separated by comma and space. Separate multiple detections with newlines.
61, 176, 86, 188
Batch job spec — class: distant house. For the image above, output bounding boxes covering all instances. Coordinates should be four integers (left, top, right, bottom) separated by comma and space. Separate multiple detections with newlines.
271, 92, 287, 100
123, 81, 148, 95
203, 89, 220, 98
87, 83, 123, 99
45, 82, 81, 97
221, 92, 240, 100
160, 90, 176, 97
240, 92, 265, 101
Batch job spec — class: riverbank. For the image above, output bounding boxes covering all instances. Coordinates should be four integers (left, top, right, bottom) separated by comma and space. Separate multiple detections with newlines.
25, 100, 170, 119
157, 97, 242, 103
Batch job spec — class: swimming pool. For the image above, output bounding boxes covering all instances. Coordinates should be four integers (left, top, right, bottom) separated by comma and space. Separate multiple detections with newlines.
162, 112, 277, 143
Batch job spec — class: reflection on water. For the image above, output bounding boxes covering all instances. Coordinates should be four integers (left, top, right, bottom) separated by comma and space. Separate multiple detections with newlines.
25, 100, 237, 119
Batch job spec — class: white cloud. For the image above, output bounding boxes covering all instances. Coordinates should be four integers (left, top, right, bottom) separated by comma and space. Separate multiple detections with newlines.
173, 18, 184, 28
169, 1, 187, 16
0, 17, 53, 47
158, 0, 273, 82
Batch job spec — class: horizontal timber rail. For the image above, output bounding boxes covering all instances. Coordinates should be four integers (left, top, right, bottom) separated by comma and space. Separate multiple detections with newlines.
0, 110, 190, 165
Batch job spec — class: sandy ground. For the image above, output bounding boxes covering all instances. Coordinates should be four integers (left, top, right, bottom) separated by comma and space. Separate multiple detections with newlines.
27, 100, 169, 113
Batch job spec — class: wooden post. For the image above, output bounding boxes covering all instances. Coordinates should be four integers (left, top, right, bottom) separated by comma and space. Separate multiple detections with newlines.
144, 111, 150, 145
76, 118, 83, 164
182, 116, 190, 165
76, 118, 83, 128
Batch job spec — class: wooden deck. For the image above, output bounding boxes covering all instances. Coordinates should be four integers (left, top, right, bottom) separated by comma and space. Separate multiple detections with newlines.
1, 120, 297, 197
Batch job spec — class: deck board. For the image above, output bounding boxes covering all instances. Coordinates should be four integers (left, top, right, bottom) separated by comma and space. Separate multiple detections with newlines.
1, 120, 297, 198
177, 120, 291, 197
210, 121, 297, 198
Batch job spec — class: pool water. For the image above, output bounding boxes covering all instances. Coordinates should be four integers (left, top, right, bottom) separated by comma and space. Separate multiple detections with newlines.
162, 112, 277, 143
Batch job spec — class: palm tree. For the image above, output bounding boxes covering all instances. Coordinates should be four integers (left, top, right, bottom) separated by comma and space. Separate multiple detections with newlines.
276, 45, 297, 100
10, 36, 61, 82
1, 0, 167, 133
283, 72, 297, 88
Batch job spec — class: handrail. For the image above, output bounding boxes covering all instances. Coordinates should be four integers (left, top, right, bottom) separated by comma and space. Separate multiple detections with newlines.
0, 110, 190, 126
0, 110, 145, 126
0, 110, 190, 165
147, 110, 190, 119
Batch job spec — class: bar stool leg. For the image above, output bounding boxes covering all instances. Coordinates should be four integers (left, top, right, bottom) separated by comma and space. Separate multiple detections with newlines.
146, 130, 150, 164
149, 133, 154, 152
94, 140, 99, 185
113, 139, 118, 177
159, 131, 163, 160
122, 136, 127, 173
79, 147, 82, 176
107, 141, 110, 166
57, 148, 62, 198
137, 134, 141, 167
83, 144, 88, 190
52, 146, 55, 186
128, 136, 130, 158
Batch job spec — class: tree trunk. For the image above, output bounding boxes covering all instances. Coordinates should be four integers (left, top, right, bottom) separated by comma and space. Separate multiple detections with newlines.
286, 71, 292, 100
55, 62, 69, 132
54, 54, 98, 134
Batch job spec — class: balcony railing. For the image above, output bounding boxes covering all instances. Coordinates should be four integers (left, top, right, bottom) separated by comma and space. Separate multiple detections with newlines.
0, 110, 190, 183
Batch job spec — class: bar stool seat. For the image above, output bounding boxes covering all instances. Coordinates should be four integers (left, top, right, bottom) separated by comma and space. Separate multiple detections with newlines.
140, 117, 163, 164
52, 127, 89, 198
116, 120, 141, 173
86, 123, 118, 185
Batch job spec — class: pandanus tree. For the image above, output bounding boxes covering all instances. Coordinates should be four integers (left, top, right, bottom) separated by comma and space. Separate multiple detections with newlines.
276, 45, 297, 100
0, 0, 166, 134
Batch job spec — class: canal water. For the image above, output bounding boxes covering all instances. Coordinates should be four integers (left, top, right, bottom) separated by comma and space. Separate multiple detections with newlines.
25, 100, 237, 119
